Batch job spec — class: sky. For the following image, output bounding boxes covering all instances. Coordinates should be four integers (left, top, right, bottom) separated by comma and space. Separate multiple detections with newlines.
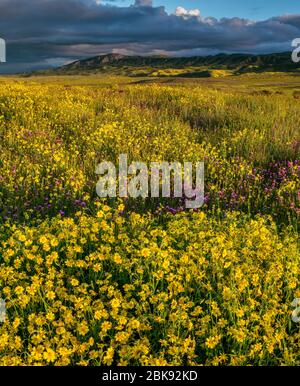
0, 0, 299, 73
111, 0, 300, 20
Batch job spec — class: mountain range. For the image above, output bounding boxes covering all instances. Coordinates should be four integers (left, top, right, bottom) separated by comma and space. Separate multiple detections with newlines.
36, 52, 300, 77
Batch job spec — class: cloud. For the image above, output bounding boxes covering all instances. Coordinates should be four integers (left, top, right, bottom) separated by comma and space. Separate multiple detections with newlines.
0, 0, 299, 73
175, 6, 200, 19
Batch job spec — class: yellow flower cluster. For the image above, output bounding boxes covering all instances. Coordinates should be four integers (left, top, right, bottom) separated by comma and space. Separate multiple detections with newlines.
0, 81, 299, 223
0, 77, 299, 366
0, 208, 299, 365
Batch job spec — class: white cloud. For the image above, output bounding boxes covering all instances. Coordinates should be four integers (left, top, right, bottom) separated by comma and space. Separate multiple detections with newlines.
175, 6, 200, 19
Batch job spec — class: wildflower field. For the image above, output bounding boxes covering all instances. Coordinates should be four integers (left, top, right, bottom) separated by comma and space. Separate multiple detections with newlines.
0, 74, 299, 365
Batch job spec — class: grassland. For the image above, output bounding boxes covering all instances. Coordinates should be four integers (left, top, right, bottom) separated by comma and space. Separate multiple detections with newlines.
0, 73, 299, 365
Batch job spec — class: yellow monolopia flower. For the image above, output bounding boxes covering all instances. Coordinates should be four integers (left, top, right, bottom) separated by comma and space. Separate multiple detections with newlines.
0, 79, 299, 366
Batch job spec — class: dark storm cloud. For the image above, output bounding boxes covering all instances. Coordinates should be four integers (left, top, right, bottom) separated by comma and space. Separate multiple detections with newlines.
0, 0, 299, 72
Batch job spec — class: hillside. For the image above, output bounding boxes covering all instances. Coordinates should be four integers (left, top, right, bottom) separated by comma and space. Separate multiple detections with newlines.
44, 52, 300, 77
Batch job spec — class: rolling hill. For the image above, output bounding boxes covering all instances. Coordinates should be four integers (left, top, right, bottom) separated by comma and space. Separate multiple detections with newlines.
35, 52, 300, 77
